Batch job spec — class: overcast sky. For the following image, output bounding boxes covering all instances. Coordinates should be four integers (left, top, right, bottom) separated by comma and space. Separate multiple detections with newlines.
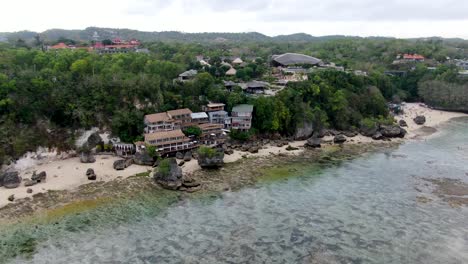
2, 0, 468, 38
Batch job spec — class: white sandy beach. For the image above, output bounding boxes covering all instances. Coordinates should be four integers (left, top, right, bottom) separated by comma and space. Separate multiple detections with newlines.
1, 103, 466, 208
0, 156, 151, 208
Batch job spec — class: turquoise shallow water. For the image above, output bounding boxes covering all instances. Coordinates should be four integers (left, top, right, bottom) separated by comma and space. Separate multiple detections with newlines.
11, 118, 468, 264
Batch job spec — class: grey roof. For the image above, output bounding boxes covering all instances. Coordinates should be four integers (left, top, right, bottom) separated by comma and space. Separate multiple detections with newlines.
191, 112, 208, 119
272, 53, 322, 66
208, 110, 228, 117
179, 69, 198, 77
246, 80, 269, 88
223, 80, 237, 86
232, 104, 254, 113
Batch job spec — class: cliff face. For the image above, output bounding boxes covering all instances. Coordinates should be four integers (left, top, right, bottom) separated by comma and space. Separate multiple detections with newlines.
294, 120, 314, 140
419, 80, 468, 113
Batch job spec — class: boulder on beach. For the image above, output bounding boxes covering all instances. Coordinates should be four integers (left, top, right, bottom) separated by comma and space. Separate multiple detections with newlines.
176, 152, 184, 160
86, 168, 96, 180
80, 151, 96, 163
8, 194, 15, 202
183, 151, 192, 162
24, 179, 36, 187
134, 151, 153, 166
154, 158, 183, 190
333, 135, 347, 144
31, 171, 47, 183
379, 125, 407, 138
399, 120, 408, 127
414, 115, 426, 125
113, 159, 127, 170
372, 132, 383, 140
343, 131, 358, 138
305, 137, 321, 148
2, 171, 22, 189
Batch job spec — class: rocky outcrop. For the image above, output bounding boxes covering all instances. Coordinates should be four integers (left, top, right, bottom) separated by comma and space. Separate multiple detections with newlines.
399, 120, 408, 127
372, 132, 383, 140
414, 115, 426, 125
86, 168, 96, 180
294, 120, 314, 140
176, 152, 184, 160
113, 159, 127, 170
31, 171, 47, 183
183, 151, 192, 162
80, 151, 96, 163
2, 171, 22, 189
8, 195, 14, 202
197, 148, 225, 169
133, 151, 154, 166
305, 137, 321, 148
343, 131, 358, 138
360, 125, 378, 137
86, 132, 103, 148
154, 158, 183, 190
333, 135, 347, 144
379, 125, 407, 138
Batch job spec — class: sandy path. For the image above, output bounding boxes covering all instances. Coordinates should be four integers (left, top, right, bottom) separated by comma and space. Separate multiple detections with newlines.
0, 156, 151, 208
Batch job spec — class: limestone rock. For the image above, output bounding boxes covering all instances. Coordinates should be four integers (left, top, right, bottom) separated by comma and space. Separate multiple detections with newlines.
305, 137, 321, 148
154, 158, 183, 190
414, 115, 426, 125
2, 171, 22, 189
86, 168, 97, 180
333, 135, 347, 144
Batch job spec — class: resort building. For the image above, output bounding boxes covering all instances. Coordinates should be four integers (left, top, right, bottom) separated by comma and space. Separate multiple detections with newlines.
245, 81, 269, 94
191, 112, 209, 125
271, 53, 323, 67
178, 70, 198, 82
144, 108, 193, 133
144, 129, 196, 154
203, 103, 226, 112
208, 110, 230, 128
198, 123, 226, 145
167, 108, 193, 128
231, 104, 254, 131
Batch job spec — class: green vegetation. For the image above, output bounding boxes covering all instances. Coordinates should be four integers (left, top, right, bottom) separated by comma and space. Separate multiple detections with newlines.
197, 146, 218, 158
1, 34, 468, 164
157, 159, 171, 176
183, 126, 202, 138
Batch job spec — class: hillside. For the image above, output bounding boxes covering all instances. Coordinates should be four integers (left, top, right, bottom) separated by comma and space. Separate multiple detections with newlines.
0, 27, 381, 44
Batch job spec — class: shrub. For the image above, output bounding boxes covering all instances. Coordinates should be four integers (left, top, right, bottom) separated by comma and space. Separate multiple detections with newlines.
197, 146, 218, 158
229, 130, 252, 141
158, 159, 171, 176
183, 126, 202, 138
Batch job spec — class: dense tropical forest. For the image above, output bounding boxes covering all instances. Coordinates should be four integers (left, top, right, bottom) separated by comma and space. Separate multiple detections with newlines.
1, 30, 468, 165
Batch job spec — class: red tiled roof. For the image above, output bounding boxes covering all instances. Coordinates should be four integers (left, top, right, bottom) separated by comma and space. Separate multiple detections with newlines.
50, 43, 68, 49
403, 54, 425, 60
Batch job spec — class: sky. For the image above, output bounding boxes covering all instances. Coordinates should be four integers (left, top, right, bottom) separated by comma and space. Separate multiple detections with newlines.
2, 0, 468, 38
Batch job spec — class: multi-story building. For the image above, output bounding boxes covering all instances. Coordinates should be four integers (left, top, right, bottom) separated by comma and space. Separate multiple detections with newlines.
144, 112, 176, 133
190, 112, 209, 125
198, 123, 225, 145
203, 103, 226, 112
208, 110, 230, 129
144, 108, 193, 133
144, 129, 196, 154
231, 104, 254, 131
167, 108, 193, 128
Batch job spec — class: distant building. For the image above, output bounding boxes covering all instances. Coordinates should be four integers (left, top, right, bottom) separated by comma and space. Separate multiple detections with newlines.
231, 104, 254, 131
402, 54, 425, 62
271, 53, 323, 67
245, 81, 269, 94
225, 67, 237, 76
144, 129, 196, 154
203, 103, 225, 112
455, 59, 468, 70
191, 112, 209, 125
167, 108, 193, 128
49, 42, 69, 49
232, 58, 244, 65
178, 69, 198, 82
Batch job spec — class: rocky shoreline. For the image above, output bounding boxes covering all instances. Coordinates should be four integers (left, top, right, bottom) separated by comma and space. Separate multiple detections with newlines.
0, 142, 398, 224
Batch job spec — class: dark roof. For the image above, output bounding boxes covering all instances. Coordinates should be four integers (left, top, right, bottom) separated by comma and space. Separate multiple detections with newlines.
272, 53, 322, 66
246, 81, 269, 88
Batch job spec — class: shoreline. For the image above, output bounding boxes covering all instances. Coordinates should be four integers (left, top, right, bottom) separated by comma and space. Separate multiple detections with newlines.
1, 103, 467, 209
